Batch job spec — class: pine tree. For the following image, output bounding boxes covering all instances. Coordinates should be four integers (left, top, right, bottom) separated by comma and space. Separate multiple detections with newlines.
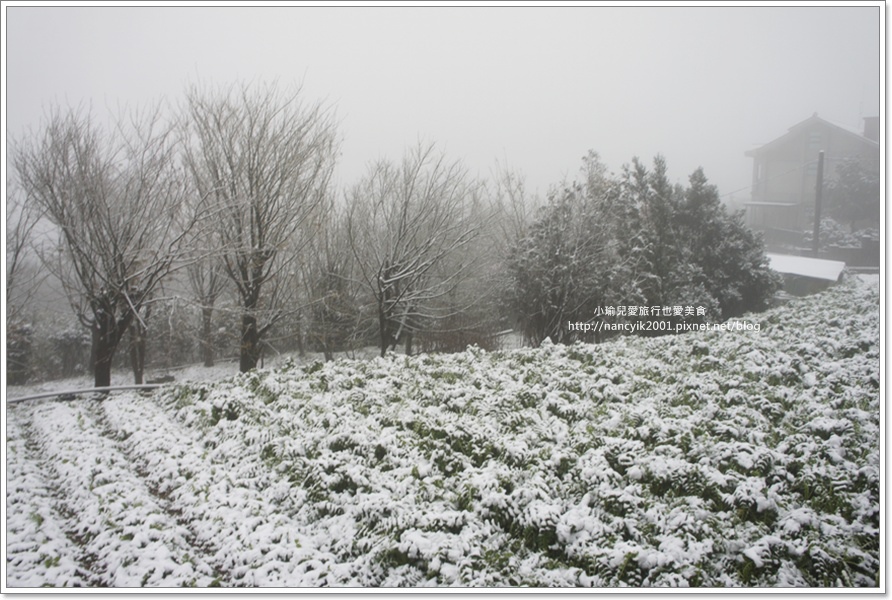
506, 154, 781, 346
679, 168, 781, 319
507, 154, 619, 346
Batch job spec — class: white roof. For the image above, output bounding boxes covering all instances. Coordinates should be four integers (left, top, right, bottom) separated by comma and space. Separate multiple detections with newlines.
767, 253, 846, 282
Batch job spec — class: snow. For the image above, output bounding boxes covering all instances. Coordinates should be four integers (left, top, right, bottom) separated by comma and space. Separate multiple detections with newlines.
766, 253, 846, 282
4, 277, 880, 588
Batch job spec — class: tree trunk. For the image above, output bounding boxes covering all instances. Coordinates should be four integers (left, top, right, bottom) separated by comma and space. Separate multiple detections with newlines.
93, 324, 118, 388
94, 348, 114, 388
90, 326, 99, 380
91, 305, 130, 388
129, 320, 146, 384
240, 312, 261, 372
378, 307, 390, 358
296, 311, 305, 358
200, 306, 215, 367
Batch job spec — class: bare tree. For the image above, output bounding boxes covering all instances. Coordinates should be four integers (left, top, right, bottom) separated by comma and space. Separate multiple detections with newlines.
5, 181, 46, 325
12, 105, 193, 387
487, 164, 537, 262
182, 81, 339, 372
185, 231, 229, 367
346, 142, 484, 357
299, 202, 364, 361
6, 182, 46, 384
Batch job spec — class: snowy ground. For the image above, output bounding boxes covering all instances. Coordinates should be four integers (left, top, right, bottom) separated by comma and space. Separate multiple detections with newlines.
4, 275, 881, 588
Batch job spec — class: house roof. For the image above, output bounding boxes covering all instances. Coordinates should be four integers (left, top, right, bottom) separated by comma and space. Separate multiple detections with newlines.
767, 253, 846, 282
745, 113, 879, 158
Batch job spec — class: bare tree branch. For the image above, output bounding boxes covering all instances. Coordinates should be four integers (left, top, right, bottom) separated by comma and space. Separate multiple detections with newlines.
346, 142, 486, 357
182, 80, 340, 372
12, 103, 195, 386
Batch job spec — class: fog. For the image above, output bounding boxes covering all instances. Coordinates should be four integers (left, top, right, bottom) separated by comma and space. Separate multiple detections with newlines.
4, 3, 882, 201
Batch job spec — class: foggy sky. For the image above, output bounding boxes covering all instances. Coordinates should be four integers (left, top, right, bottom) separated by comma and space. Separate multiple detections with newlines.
3, 3, 883, 203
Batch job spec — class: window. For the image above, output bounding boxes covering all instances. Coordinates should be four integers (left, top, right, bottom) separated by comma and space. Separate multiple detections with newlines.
807, 130, 822, 154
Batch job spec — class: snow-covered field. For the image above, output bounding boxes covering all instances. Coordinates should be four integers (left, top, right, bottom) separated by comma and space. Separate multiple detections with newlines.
5, 275, 880, 588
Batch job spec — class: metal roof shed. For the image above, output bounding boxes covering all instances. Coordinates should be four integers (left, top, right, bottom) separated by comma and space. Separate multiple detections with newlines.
766, 253, 846, 281
767, 253, 846, 296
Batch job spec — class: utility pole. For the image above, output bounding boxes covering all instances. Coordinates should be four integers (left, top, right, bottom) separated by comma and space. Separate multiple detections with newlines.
812, 150, 825, 257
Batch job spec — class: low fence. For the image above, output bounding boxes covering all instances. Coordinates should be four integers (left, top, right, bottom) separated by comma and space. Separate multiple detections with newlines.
7, 384, 166, 405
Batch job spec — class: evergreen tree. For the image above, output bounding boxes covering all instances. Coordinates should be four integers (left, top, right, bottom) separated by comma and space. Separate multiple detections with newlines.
679, 168, 781, 319
620, 156, 709, 326
827, 159, 880, 233
506, 154, 781, 346
506, 154, 619, 346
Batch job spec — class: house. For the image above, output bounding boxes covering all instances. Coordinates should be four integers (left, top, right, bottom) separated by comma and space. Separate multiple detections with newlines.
744, 114, 880, 239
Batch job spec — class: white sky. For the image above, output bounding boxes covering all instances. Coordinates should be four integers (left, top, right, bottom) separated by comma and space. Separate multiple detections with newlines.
2, 2, 884, 203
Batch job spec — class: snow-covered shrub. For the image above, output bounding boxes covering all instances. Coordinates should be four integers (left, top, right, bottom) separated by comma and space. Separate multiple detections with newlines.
48, 325, 92, 379
802, 217, 861, 249
506, 155, 781, 346
6, 321, 33, 385
6, 277, 879, 587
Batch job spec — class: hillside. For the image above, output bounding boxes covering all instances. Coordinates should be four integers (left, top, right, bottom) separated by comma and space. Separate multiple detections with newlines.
5, 276, 880, 588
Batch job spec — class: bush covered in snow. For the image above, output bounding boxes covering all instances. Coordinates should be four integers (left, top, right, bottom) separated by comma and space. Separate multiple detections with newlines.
506, 154, 781, 347
6, 277, 879, 588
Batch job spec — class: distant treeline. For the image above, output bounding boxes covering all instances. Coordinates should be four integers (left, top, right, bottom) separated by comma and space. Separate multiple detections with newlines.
6, 81, 780, 386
